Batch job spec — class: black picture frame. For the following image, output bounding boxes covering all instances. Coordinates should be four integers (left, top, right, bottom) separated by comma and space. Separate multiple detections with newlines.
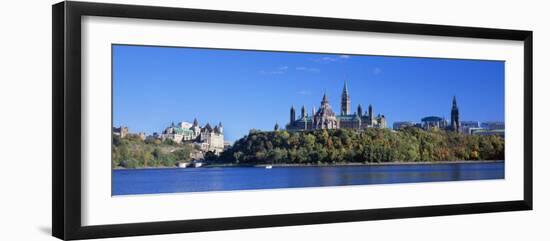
52, 1, 533, 240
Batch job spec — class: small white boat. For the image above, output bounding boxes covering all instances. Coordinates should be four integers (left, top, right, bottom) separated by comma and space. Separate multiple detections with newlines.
193, 162, 203, 168
265, 165, 273, 169
177, 162, 188, 168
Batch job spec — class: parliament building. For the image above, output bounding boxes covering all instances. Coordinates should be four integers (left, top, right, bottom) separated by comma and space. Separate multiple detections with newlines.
286, 82, 387, 131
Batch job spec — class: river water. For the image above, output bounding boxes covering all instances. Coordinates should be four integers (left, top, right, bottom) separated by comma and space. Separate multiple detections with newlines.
112, 161, 504, 195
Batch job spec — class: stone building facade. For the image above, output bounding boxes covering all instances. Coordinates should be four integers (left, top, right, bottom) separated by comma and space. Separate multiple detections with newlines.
113, 126, 128, 138
161, 119, 201, 143
160, 119, 225, 154
198, 122, 225, 154
286, 82, 387, 131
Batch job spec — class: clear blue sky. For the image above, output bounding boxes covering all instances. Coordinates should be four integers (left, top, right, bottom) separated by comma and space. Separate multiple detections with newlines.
113, 45, 504, 142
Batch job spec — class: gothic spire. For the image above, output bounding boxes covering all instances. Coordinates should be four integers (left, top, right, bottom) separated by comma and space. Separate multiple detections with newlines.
343, 80, 349, 97
341, 80, 351, 115
290, 105, 296, 124
452, 96, 457, 107
451, 96, 460, 132
322, 91, 329, 104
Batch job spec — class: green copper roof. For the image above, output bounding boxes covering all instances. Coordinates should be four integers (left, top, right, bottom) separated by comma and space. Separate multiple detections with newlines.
421, 116, 444, 122
337, 115, 367, 120
172, 127, 195, 135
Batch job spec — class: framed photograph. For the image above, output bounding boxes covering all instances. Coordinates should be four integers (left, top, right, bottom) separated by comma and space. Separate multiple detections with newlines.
52, 1, 533, 240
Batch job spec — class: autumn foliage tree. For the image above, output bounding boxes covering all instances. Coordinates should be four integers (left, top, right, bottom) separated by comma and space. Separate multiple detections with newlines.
218, 127, 504, 164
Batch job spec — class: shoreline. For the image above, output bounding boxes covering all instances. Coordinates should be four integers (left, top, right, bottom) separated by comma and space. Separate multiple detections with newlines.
215, 160, 503, 168
250, 160, 504, 167
113, 160, 504, 170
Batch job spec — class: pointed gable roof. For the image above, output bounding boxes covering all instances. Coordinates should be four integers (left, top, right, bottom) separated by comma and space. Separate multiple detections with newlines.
203, 123, 213, 132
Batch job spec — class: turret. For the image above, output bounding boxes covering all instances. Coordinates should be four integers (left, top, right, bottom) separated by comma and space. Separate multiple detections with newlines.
301, 105, 307, 119
322, 92, 329, 105
274, 122, 280, 131
218, 122, 223, 134
357, 104, 363, 117
311, 105, 316, 128
290, 105, 296, 124
368, 104, 373, 125
192, 118, 199, 127
214, 125, 220, 134
204, 123, 212, 132
191, 118, 201, 137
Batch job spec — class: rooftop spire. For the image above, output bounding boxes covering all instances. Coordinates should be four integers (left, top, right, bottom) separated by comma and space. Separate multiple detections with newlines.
322, 91, 329, 104
343, 80, 349, 96
452, 96, 457, 107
